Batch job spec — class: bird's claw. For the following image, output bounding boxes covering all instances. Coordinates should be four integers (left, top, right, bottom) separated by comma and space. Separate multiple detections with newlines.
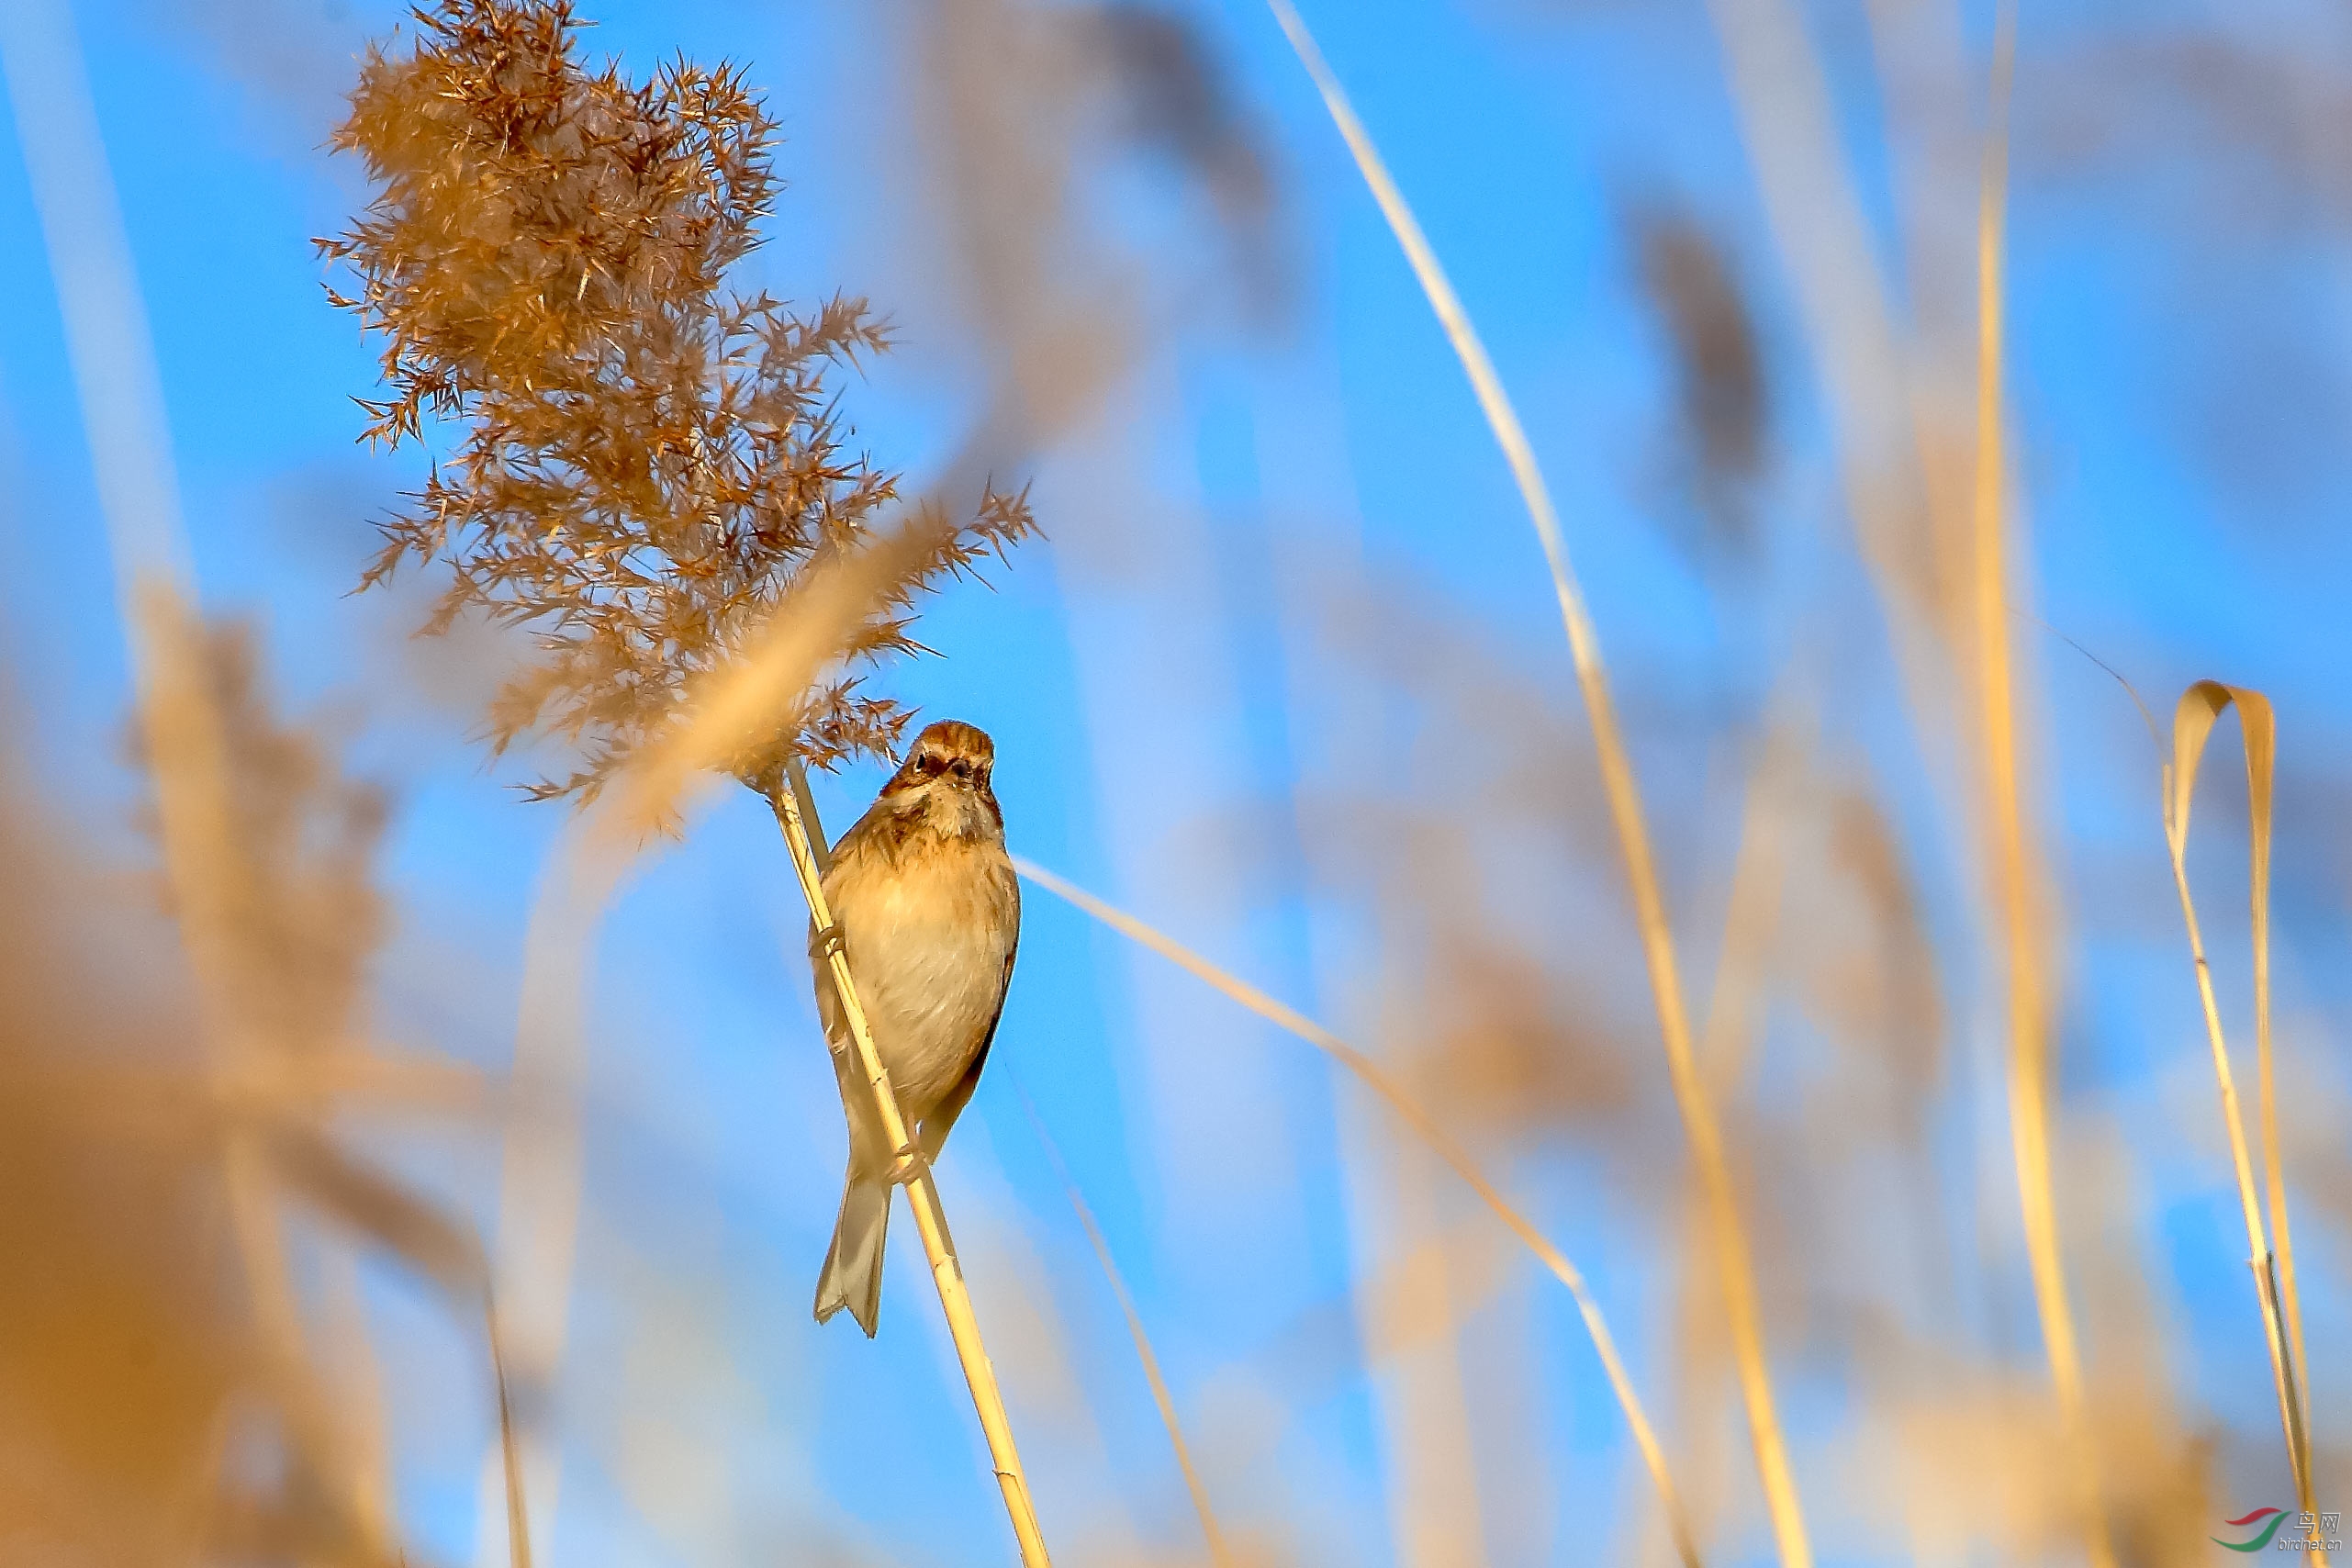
885, 1143, 932, 1187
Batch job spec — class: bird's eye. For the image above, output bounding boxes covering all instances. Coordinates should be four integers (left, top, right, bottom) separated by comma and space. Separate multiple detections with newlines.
952, 759, 973, 780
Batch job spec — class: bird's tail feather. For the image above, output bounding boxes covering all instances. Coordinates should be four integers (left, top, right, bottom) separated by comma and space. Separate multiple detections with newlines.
814, 1172, 890, 1337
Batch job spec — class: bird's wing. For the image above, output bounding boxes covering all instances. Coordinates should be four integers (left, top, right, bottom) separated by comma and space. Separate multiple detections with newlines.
811, 824, 885, 1163
808, 794, 901, 1050
918, 924, 1017, 1161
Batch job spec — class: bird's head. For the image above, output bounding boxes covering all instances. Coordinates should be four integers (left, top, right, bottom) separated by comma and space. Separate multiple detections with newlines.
879, 720, 1002, 839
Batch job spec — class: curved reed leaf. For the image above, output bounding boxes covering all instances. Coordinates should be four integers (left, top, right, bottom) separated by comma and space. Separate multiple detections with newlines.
2164, 681, 2319, 1548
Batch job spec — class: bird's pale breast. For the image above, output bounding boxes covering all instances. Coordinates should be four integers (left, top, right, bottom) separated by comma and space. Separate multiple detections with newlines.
820, 833, 1016, 1116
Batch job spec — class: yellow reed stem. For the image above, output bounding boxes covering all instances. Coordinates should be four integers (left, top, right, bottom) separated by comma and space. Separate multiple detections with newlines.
2262, 1000, 2310, 1419
1262, 6, 1803, 1562
478, 518, 972, 1566
1014, 856, 1704, 1568
1967, 10, 2114, 1562
773, 766, 1051, 1568
2164, 683, 2319, 1554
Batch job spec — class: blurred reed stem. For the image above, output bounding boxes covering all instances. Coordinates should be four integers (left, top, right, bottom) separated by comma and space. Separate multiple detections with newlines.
1342, 1024, 1493, 1568
2, 3, 396, 1553
1700, 713, 1804, 1095
1704, 0, 1951, 741
487, 1300, 533, 1568
1013, 856, 1704, 1568
774, 756, 1054, 1568
1013, 1082, 1236, 1568
1263, 5, 1804, 1562
319, 1244, 395, 1551
1966, 12, 2114, 1561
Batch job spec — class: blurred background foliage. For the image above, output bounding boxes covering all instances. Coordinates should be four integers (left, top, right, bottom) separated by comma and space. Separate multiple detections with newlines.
2, 0, 2349, 1563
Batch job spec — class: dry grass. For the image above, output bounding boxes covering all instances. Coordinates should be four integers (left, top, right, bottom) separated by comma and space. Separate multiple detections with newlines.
1264, 4, 1804, 1562
1015, 1082, 1238, 1568
2164, 682, 2321, 1555
1965, 7, 2112, 1562
1013, 855, 1702, 1568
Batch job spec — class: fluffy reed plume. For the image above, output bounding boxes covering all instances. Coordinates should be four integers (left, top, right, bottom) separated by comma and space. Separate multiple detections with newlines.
1628, 201, 1769, 559
6, 1, 516, 1553
132, 621, 387, 1065
0, 609, 514, 1568
892, 0, 1286, 516
1078, 3, 1287, 317
319, 0, 1032, 802
0, 737, 259, 1568
151, 622, 517, 1563
320, 3, 1048, 1558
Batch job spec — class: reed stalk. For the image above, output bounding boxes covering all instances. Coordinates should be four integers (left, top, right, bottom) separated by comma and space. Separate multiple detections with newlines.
776, 760, 1052, 1568
1965, 10, 2114, 1562
1013, 856, 1703, 1568
317, 3, 1044, 1542
2162, 682, 2320, 1556
1014, 1083, 1235, 1568
1701, 0, 1949, 734
453, 521, 1068, 1568
477, 520, 980, 1568
487, 1300, 533, 1568
1262, 6, 1802, 1562
1700, 715, 1804, 1095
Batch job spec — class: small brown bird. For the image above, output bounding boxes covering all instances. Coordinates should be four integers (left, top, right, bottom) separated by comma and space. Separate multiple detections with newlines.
811, 719, 1019, 1337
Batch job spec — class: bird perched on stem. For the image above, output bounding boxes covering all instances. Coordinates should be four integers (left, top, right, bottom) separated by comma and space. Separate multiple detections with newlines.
812, 720, 1019, 1336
